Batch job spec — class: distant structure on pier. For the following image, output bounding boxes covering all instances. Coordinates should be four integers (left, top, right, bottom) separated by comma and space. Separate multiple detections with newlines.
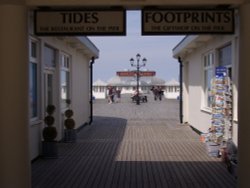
93, 70, 179, 99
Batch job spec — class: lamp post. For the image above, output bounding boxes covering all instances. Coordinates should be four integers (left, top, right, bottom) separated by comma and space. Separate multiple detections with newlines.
130, 53, 147, 105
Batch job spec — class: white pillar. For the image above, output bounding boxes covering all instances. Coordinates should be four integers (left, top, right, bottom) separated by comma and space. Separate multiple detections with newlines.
0, 2, 31, 188
239, 1, 250, 188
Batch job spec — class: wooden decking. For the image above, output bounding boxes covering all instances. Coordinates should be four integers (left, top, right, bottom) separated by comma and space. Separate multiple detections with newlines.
32, 95, 237, 188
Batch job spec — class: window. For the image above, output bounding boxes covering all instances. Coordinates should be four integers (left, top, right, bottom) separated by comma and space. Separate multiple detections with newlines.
93, 86, 98, 92
61, 53, 71, 109
169, 86, 173, 92
44, 45, 56, 68
218, 44, 232, 78
218, 44, 232, 67
100, 86, 105, 92
175, 86, 179, 92
203, 52, 214, 108
29, 39, 39, 119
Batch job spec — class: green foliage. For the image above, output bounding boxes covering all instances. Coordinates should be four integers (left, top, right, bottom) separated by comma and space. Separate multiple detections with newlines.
43, 127, 57, 142
44, 116, 55, 126
65, 118, 75, 129
46, 105, 56, 115
43, 105, 57, 141
65, 109, 73, 118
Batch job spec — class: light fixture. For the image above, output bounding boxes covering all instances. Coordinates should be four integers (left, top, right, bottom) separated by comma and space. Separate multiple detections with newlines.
136, 53, 141, 61
130, 58, 134, 66
129, 53, 148, 105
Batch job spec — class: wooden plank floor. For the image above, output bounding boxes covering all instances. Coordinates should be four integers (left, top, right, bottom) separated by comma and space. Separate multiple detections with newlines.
32, 95, 237, 188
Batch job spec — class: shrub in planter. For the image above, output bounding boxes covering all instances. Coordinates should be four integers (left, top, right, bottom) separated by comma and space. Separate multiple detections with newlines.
44, 115, 55, 125
64, 109, 75, 129
65, 118, 75, 129
65, 108, 73, 118
46, 104, 56, 115
43, 105, 57, 141
42, 105, 58, 158
64, 102, 77, 142
43, 127, 57, 142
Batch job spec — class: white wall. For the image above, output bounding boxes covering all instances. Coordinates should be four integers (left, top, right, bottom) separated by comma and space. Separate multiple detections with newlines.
29, 36, 92, 159
29, 123, 42, 160
164, 86, 180, 99
183, 35, 239, 144
71, 51, 90, 128
164, 92, 179, 99
186, 51, 211, 133
93, 91, 107, 99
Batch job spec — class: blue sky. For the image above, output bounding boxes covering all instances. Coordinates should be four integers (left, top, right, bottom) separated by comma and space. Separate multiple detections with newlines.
89, 11, 184, 82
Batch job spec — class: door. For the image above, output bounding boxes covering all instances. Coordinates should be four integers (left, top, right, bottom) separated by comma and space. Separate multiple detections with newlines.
43, 45, 63, 139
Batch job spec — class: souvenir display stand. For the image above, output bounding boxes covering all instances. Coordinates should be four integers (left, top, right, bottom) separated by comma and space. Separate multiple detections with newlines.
203, 67, 233, 157
210, 75, 232, 143
200, 67, 237, 177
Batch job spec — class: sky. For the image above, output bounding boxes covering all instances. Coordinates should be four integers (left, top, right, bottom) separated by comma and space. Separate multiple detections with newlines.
89, 11, 185, 82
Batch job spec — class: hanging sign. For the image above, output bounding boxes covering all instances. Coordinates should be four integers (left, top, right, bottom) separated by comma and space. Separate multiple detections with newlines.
142, 9, 234, 35
117, 71, 156, 77
216, 66, 227, 77
34, 9, 126, 36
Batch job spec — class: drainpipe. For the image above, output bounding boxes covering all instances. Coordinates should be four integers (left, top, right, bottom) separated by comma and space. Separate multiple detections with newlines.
178, 56, 183, 124
89, 57, 95, 125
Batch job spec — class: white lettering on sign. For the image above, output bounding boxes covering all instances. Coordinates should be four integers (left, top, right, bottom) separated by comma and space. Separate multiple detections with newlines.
142, 9, 234, 35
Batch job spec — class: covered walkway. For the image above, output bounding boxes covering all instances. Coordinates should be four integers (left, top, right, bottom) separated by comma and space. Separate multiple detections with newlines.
32, 95, 236, 188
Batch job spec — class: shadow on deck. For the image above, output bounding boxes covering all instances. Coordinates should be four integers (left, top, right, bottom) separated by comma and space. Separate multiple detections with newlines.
32, 114, 237, 188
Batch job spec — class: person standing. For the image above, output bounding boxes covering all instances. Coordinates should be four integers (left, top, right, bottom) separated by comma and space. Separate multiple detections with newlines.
151, 86, 163, 101
107, 86, 114, 104
151, 86, 158, 100
116, 88, 121, 103
111, 87, 115, 103
158, 86, 164, 101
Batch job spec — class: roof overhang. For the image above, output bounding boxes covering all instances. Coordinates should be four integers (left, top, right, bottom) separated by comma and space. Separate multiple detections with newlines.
57, 37, 99, 59
172, 35, 213, 59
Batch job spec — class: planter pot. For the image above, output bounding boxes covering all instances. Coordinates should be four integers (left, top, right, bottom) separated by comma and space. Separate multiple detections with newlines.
42, 141, 58, 159
64, 129, 77, 143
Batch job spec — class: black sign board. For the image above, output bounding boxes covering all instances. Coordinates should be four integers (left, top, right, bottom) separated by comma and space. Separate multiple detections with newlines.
34, 9, 126, 36
142, 9, 234, 35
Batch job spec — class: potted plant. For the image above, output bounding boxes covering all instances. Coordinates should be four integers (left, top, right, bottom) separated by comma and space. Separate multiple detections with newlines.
42, 105, 58, 158
64, 99, 77, 142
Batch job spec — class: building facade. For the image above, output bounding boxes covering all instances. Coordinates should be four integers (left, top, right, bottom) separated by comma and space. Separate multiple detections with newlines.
93, 79, 108, 99
28, 14, 99, 159
93, 70, 180, 99
1, 1, 250, 187
173, 18, 239, 145
164, 79, 180, 99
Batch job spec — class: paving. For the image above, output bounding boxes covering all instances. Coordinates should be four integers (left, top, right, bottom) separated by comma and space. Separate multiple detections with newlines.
32, 94, 237, 188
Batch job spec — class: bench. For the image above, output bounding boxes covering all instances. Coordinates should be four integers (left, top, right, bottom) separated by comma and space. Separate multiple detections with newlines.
131, 95, 148, 103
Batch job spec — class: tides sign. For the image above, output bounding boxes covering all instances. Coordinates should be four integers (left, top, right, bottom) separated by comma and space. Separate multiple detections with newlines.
34, 9, 126, 36
142, 9, 234, 35
34, 9, 234, 36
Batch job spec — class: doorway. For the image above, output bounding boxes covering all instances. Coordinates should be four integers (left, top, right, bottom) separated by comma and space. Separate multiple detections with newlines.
43, 44, 61, 139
